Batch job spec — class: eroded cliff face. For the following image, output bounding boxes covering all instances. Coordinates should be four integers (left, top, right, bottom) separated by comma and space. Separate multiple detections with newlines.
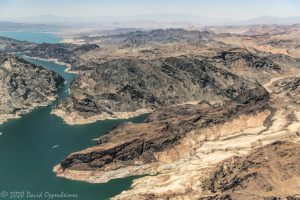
0, 53, 64, 124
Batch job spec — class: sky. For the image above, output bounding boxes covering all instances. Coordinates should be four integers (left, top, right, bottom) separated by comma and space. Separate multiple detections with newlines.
0, 0, 300, 20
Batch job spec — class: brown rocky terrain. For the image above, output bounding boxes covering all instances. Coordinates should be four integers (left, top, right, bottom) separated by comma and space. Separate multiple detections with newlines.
202, 141, 300, 199
50, 26, 300, 199
213, 24, 300, 58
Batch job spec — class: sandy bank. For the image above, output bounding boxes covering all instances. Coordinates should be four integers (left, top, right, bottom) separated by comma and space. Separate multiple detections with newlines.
0, 114, 20, 125
51, 108, 152, 125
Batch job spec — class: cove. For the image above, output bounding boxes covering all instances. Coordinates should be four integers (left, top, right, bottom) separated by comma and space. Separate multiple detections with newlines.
0, 56, 147, 199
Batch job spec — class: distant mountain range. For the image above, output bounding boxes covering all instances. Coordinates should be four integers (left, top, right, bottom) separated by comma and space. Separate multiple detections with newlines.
9, 14, 300, 25
6, 14, 234, 25
1, 14, 300, 31
240, 16, 300, 25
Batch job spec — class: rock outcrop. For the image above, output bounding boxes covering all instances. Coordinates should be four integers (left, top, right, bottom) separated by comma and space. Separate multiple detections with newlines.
213, 48, 281, 71
0, 53, 64, 124
207, 48, 283, 82
273, 76, 300, 98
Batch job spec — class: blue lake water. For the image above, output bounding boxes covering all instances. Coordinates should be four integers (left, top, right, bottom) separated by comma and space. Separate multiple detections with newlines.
0, 31, 61, 44
0, 50, 147, 199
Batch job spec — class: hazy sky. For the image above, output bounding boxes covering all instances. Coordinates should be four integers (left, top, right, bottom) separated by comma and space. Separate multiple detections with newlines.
0, 0, 300, 19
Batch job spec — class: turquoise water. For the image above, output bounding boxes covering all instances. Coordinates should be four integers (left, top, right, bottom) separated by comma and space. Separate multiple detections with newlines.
0, 31, 61, 44
0, 56, 147, 199
22, 57, 75, 99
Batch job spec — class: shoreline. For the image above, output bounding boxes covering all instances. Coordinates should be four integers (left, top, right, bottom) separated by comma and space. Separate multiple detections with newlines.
50, 101, 212, 125
0, 96, 58, 125
60, 37, 86, 45
21, 55, 78, 74
53, 163, 157, 184
0, 114, 20, 125
51, 108, 152, 125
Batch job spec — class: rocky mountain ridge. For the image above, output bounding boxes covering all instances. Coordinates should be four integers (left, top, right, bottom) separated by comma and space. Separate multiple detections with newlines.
0, 53, 64, 124
52, 55, 264, 124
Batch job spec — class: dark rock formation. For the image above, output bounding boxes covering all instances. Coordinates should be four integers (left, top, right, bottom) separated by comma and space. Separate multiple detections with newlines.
212, 48, 281, 71
0, 36, 35, 52
54, 56, 258, 120
281, 77, 300, 92
24, 43, 99, 65
0, 53, 64, 123
100, 28, 214, 47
